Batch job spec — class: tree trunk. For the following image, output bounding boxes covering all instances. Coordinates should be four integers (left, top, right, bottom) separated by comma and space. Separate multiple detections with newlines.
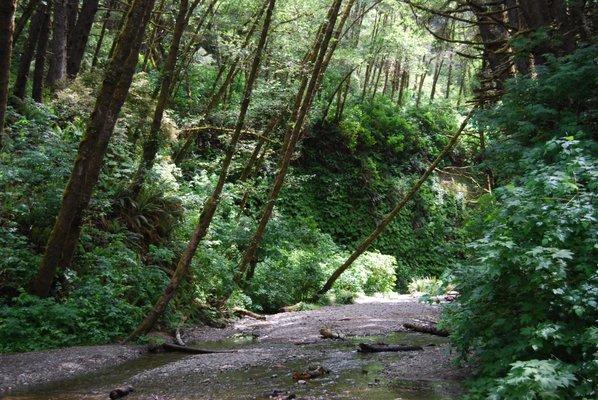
445, 54, 452, 99
315, 110, 474, 297
335, 78, 349, 121
370, 56, 385, 100
14, 0, 39, 42
91, 0, 115, 68
322, 67, 355, 121
141, 0, 167, 71
473, 3, 511, 92
32, 6, 51, 102
416, 57, 431, 108
14, 4, 45, 99
429, 58, 444, 102
457, 63, 467, 107
67, 0, 100, 78
235, 0, 345, 281
517, 0, 553, 64
397, 69, 408, 106
172, 0, 269, 165
106, 0, 130, 61
127, 0, 277, 340
30, 0, 156, 298
0, 0, 17, 141
46, 0, 69, 88
505, 0, 530, 75
66, 0, 79, 49
129, 0, 191, 197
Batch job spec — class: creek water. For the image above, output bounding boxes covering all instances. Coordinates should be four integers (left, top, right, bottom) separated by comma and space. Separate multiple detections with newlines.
4, 332, 462, 399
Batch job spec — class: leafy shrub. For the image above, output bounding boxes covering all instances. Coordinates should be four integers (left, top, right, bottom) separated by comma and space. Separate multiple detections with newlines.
488, 360, 577, 400
334, 251, 397, 295
444, 46, 598, 399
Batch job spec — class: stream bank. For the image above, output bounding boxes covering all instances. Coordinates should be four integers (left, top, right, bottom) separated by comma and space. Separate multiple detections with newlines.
1, 295, 468, 399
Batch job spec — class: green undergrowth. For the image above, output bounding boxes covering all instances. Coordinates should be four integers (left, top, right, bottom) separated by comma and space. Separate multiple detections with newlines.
279, 98, 471, 291
443, 45, 598, 399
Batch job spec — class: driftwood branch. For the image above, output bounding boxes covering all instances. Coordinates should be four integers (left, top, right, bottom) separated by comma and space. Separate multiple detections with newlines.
357, 343, 423, 353
155, 343, 234, 354
232, 307, 266, 320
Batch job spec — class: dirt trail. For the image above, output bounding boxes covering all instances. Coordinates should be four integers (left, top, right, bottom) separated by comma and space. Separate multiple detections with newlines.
1, 295, 467, 399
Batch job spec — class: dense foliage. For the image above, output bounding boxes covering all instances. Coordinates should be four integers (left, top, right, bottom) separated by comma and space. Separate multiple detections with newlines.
0, 81, 465, 351
1, 1, 595, 399
444, 45, 598, 399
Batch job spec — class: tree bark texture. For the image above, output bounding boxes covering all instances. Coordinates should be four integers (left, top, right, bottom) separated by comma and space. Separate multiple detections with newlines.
0, 0, 17, 140
67, 0, 100, 77
32, 5, 51, 102
46, 0, 69, 87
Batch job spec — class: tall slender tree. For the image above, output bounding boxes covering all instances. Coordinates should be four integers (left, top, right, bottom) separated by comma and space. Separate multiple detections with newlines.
236, 0, 347, 281
67, 0, 100, 77
32, 5, 51, 102
30, 0, 157, 297
0, 0, 17, 142
14, 6, 47, 99
129, 0, 204, 197
46, 0, 69, 87
128, 0, 277, 339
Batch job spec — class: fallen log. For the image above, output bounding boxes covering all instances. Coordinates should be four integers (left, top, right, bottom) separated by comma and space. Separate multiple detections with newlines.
232, 307, 266, 320
109, 385, 134, 399
357, 343, 423, 353
403, 322, 449, 337
156, 343, 234, 354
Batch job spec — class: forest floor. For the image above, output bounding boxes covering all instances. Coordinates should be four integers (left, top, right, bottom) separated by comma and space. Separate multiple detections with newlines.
1, 295, 468, 399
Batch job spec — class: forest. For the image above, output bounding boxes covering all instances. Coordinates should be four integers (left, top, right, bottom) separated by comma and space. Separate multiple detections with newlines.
0, 0, 596, 399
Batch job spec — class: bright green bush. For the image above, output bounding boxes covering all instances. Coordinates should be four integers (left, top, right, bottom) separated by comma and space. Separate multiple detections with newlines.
407, 276, 444, 295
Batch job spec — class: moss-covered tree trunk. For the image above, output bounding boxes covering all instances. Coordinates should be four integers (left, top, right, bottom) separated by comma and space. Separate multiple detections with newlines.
30, 0, 157, 298
127, 0, 277, 340
66, 0, 100, 78
14, 5, 47, 99
32, 5, 51, 102
0, 0, 17, 140
46, 0, 69, 88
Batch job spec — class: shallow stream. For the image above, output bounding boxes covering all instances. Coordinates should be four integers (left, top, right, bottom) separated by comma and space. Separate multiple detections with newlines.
4, 332, 462, 399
